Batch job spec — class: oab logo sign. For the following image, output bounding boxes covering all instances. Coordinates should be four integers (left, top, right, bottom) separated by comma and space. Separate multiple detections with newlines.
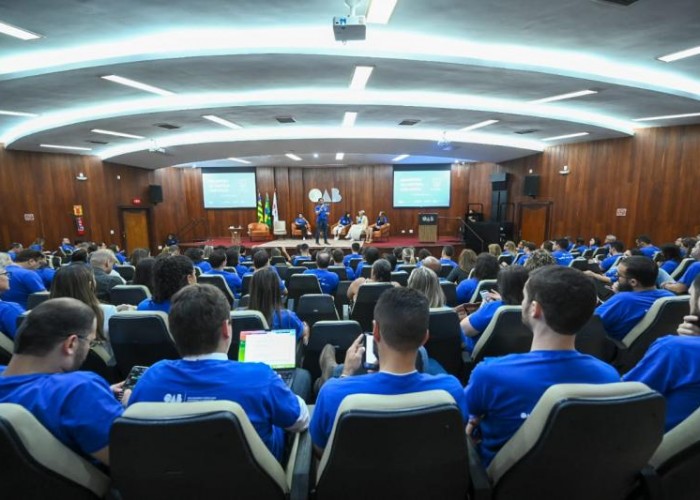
308, 188, 342, 203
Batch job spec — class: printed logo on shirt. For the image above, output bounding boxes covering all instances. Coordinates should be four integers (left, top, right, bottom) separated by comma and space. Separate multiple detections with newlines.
520, 412, 529, 419
164, 393, 183, 403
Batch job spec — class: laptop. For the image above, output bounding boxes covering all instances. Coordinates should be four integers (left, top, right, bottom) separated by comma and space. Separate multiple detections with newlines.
238, 329, 296, 386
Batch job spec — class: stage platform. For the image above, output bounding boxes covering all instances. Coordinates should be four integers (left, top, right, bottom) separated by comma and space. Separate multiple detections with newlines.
179, 235, 465, 254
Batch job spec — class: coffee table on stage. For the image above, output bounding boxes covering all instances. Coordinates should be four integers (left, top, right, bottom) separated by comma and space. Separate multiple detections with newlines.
228, 226, 242, 245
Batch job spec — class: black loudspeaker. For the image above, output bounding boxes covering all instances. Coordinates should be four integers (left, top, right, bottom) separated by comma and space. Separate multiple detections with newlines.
524, 175, 540, 197
148, 184, 163, 204
490, 172, 509, 191
464, 221, 501, 253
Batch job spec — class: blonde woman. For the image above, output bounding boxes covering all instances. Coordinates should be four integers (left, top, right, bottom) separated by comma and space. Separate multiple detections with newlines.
488, 243, 502, 258
347, 210, 369, 241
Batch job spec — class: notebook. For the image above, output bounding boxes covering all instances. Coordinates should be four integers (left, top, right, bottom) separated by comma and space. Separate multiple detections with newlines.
238, 329, 296, 385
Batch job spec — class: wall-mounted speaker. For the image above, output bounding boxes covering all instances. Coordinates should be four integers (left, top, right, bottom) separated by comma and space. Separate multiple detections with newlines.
148, 184, 163, 205
524, 175, 540, 197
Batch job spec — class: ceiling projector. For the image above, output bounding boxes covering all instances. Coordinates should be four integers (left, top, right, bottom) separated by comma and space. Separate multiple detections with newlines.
333, 15, 366, 41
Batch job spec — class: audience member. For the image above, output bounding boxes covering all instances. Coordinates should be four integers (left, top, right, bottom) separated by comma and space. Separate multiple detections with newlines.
184, 247, 212, 273
421, 256, 442, 276
659, 243, 682, 276
514, 241, 536, 266
0, 249, 46, 308
331, 249, 354, 280
225, 248, 249, 277
347, 259, 401, 303
129, 248, 151, 267
407, 266, 445, 308
0, 262, 24, 338
60, 238, 75, 254
446, 249, 477, 284
35, 253, 56, 289
310, 287, 467, 452
456, 253, 499, 304
355, 246, 380, 278
7, 243, 23, 261
636, 235, 660, 258
249, 268, 307, 341
137, 255, 196, 313
464, 266, 619, 467
400, 247, 416, 265
292, 243, 312, 266
502, 241, 517, 257
523, 249, 556, 272
128, 284, 309, 462
89, 249, 123, 303
303, 251, 340, 294
599, 240, 625, 272
343, 242, 362, 267
382, 251, 398, 271
487, 243, 502, 258
439, 245, 457, 268
133, 257, 156, 294
552, 238, 574, 266
205, 249, 242, 297
0, 298, 124, 464
28, 238, 44, 252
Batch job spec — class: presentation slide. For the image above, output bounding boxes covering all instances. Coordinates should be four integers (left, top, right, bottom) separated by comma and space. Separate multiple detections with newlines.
393, 166, 452, 208
202, 169, 257, 209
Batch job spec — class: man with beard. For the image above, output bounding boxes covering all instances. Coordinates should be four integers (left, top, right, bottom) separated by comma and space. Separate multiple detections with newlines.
0, 298, 124, 465
464, 266, 619, 467
595, 256, 674, 341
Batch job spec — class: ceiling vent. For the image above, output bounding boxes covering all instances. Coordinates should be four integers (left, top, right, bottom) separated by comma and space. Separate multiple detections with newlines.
86, 140, 109, 144
154, 123, 180, 130
593, 0, 639, 6
276, 116, 296, 124
514, 128, 539, 135
399, 119, 421, 126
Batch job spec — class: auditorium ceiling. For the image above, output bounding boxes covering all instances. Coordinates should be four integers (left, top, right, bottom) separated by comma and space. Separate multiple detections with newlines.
0, 0, 698, 169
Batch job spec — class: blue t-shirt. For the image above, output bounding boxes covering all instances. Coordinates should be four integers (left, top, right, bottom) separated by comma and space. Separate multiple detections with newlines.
0, 368, 123, 457
303, 269, 340, 294
61, 244, 75, 253
294, 217, 308, 228
660, 260, 679, 276
0, 300, 25, 338
440, 258, 457, 268
465, 350, 620, 467
624, 335, 700, 431
137, 298, 171, 313
600, 255, 619, 272
310, 371, 467, 449
575, 245, 588, 254
595, 289, 674, 340
640, 246, 660, 258
128, 359, 302, 461
339, 215, 352, 226
270, 309, 305, 340
679, 262, 700, 288
206, 269, 242, 296
1, 264, 46, 309
515, 254, 528, 266
235, 264, 249, 277
292, 255, 311, 266
315, 204, 329, 224
456, 277, 478, 304
355, 260, 369, 279
463, 300, 503, 351
375, 216, 388, 227
343, 252, 362, 267
551, 250, 574, 266
36, 267, 56, 289
195, 261, 212, 273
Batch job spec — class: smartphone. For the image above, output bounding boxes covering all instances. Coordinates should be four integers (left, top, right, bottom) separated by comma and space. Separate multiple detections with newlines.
362, 333, 379, 370
479, 290, 491, 302
124, 365, 148, 391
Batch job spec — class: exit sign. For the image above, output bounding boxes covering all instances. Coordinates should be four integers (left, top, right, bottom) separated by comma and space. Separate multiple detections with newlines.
132, 198, 142, 205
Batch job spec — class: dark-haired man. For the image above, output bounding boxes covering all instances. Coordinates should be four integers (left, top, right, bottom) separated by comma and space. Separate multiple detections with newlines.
129, 285, 308, 462
440, 245, 457, 268
551, 238, 574, 266
342, 242, 362, 267
303, 251, 340, 294
594, 256, 673, 340
331, 249, 354, 280
205, 249, 242, 297
292, 243, 312, 266
354, 246, 380, 279
599, 240, 625, 272
0, 298, 124, 464
310, 287, 467, 452
1, 249, 46, 308
243, 250, 287, 294
636, 235, 660, 259
465, 266, 619, 467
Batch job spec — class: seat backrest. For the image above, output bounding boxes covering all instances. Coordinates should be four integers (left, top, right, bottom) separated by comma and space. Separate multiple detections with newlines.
301, 261, 317, 269
488, 383, 665, 500
569, 258, 589, 271
390, 270, 408, 287
241, 274, 252, 295
439, 264, 453, 278
469, 279, 498, 303
498, 254, 514, 266
396, 264, 416, 276
315, 391, 469, 500
26, 291, 50, 310
592, 247, 609, 258
229, 310, 270, 360
237, 294, 250, 309
80, 343, 119, 384
111, 401, 288, 500
671, 258, 696, 280
334, 280, 352, 313
296, 294, 339, 328
348, 258, 363, 271
649, 405, 700, 500
108, 311, 180, 378
621, 296, 690, 368
197, 275, 234, 306
426, 308, 464, 380
581, 249, 594, 259
303, 320, 362, 381
109, 284, 151, 306
114, 264, 135, 281
287, 274, 322, 309
360, 266, 372, 278
327, 266, 348, 281
270, 255, 287, 265
440, 281, 458, 307
470, 306, 533, 365
287, 266, 308, 278
0, 331, 14, 365
350, 283, 394, 331
574, 315, 618, 363
0, 403, 110, 499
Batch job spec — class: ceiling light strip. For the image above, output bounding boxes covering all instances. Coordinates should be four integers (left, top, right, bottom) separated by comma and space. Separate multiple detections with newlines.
101, 75, 175, 96
40, 143, 92, 151
0, 21, 41, 40
633, 112, 700, 122
392, 154, 409, 161
366, 0, 398, 24
227, 157, 251, 164
203, 114, 242, 129
459, 119, 499, 131
541, 132, 589, 141
285, 153, 302, 161
658, 46, 700, 63
530, 90, 597, 104
91, 128, 144, 139
342, 112, 357, 128
0, 109, 38, 117
349, 66, 374, 90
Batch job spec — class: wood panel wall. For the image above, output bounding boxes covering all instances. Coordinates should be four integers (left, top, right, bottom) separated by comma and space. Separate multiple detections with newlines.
1, 124, 699, 253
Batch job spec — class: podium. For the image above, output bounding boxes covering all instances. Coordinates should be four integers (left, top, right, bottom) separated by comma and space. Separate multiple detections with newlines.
418, 213, 438, 243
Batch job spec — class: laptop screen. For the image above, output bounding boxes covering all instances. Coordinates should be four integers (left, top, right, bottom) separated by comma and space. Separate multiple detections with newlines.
238, 329, 296, 369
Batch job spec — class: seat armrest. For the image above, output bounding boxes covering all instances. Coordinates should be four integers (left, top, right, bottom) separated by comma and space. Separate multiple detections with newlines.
468, 438, 492, 500
287, 430, 313, 500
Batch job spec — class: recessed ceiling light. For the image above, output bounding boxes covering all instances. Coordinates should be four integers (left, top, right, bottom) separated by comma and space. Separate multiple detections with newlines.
40, 144, 93, 151
313, 153, 319, 158
657, 45, 700, 63
459, 119, 499, 132
634, 112, 700, 122
541, 132, 590, 141
342, 112, 357, 128
0, 109, 38, 117
392, 154, 409, 161
101, 75, 175, 96
202, 115, 242, 129
227, 157, 251, 164
349, 66, 374, 90
0, 21, 42, 40
285, 153, 302, 161
530, 90, 598, 104
335, 152, 345, 160
91, 128, 144, 139
366, 0, 398, 24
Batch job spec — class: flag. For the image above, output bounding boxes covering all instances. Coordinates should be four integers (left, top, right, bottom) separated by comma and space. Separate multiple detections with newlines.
256, 192, 263, 223
264, 192, 272, 229
272, 189, 279, 224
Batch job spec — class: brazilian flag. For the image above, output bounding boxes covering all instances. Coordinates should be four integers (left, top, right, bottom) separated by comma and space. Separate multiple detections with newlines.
264, 193, 272, 229
256, 192, 263, 223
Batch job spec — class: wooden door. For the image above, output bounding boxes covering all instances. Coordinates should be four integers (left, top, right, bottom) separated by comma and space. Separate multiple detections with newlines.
121, 209, 150, 255
519, 203, 552, 244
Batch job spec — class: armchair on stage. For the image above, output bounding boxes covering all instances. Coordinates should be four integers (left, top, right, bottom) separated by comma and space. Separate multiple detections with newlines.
247, 222, 271, 242
292, 224, 312, 239
371, 223, 391, 242
331, 222, 350, 239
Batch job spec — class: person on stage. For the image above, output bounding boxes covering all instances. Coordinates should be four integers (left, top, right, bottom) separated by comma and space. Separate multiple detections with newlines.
333, 212, 353, 240
314, 197, 330, 245
367, 210, 389, 243
347, 210, 369, 241
165, 233, 178, 246
294, 212, 312, 240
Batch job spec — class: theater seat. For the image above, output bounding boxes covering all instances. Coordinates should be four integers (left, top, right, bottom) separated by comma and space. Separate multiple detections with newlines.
0, 331, 13, 365
287, 274, 322, 311
229, 310, 270, 360
350, 283, 394, 331
0, 403, 110, 499
295, 294, 339, 328
110, 401, 311, 500
426, 308, 465, 381
26, 291, 50, 310
302, 320, 361, 382
197, 275, 235, 307
479, 383, 664, 500
469, 279, 497, 303
314, 391, 469, 500
114, 264, 135, 282
670, 258, 695, 281
440, 281, 459, 307
109, 284, 151, 306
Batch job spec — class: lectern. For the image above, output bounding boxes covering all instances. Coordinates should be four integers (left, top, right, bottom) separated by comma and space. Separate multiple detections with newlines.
418, 213, 438, 243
